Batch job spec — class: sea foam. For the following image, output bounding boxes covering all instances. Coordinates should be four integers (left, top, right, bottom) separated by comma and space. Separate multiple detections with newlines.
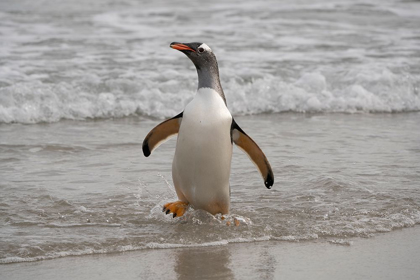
0, 68, 418, 124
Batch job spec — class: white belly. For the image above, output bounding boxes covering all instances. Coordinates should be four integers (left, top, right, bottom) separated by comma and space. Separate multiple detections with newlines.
172, 88, 233, 214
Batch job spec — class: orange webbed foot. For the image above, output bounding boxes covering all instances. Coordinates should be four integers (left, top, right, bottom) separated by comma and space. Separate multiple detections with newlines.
162, 201, 189, 218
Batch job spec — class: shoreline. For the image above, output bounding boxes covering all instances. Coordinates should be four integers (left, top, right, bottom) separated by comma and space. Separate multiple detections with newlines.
1, 226, 419, 280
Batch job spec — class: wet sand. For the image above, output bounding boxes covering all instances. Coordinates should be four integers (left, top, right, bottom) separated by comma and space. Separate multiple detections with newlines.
1, 226, 419, 280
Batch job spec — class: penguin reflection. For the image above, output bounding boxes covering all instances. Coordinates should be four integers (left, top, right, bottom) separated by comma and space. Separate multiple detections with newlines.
174, 247, 233, 280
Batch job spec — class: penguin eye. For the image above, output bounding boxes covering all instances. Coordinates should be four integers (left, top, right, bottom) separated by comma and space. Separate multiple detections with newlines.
198, 47, 205, 53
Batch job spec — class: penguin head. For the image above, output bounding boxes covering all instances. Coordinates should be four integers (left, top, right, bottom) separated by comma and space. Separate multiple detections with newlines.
170, 41, 225, 102
170, 42, 217, 71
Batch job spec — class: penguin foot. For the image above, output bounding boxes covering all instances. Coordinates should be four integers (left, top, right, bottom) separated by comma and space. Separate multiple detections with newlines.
226, 218, 240, 227
162, 201, 189, 218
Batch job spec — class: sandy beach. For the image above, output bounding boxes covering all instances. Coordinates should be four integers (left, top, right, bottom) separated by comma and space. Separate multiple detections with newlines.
1, 226, 419, 280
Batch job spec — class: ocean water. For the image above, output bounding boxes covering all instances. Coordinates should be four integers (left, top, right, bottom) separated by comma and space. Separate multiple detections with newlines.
1, 0, 420, 264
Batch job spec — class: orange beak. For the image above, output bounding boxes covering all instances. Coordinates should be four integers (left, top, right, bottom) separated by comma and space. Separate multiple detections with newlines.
170, 43, 196, 52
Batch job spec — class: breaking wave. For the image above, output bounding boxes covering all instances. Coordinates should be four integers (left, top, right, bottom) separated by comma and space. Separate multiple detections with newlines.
1, 68, 419, 124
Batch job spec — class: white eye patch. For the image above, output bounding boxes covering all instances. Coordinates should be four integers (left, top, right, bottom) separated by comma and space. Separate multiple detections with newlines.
198, 43, 212, 52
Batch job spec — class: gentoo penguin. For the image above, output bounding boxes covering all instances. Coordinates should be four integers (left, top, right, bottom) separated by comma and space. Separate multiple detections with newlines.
143, 42, 273, 217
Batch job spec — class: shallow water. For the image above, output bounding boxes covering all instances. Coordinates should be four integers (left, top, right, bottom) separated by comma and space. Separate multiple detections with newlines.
1, 0, 420, 264
1, 113, 420, 263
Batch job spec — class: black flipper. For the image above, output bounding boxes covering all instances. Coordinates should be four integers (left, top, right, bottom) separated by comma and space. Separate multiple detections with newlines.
142, 112, 183, 157
231, 119, 274, 189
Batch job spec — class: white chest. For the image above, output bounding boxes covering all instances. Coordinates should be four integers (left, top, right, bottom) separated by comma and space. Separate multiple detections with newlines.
175, 87, 233, 168
182, 87, 232, 127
